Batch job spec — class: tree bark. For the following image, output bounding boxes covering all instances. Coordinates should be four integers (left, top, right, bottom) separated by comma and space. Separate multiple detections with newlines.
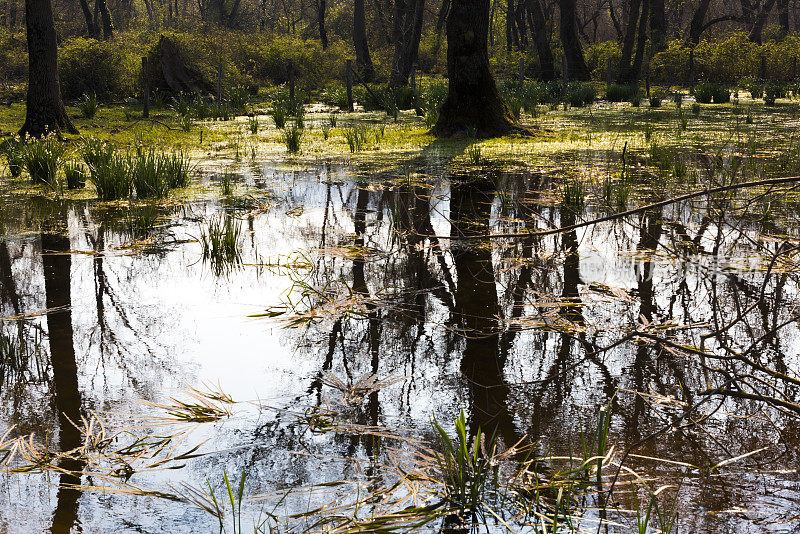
749, 0, 777, 44
77, 0, 96, 36
316, 0, 328, 49
559, 0, 590, 80
432, 0, 523, 136
527, 0, 555, 80
778, 0, 789, 36
20, 0, 77, 137
688, 0, 713, 44
389, 0, 425, 86
353, 0, 375, 82
650, 0, 665, 51
618, 0, 642, 82
96, 0, 113, 39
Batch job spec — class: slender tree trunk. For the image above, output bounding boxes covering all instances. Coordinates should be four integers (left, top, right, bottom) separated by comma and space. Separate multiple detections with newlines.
559, 0, 590, 80
20, 0, 77, 137
389, 0, 425, 86
316, 0, 328, 49
505, 0, 516, 51
432, 0, 522, 136
688, 0, 713, 44
527, 0, 555, 80
96, 0, 113, 38
630, 0, 650, 80
749, 0, 777, 43
650, 0, 665, 51
618, 0, 641, 82
353, 0, 374, 81
77, 0, 97, 36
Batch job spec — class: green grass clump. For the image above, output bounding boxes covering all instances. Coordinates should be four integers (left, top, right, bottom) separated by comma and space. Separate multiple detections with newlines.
22, 137, 64, 186
764, 83, 786, 106
694, 82, 729, 104
344, 125, 370, 153
467, 144, 481, 165
606, 83, 638, 103
199, 216, 242, 272
0, 137, 25, 177
64, 162, 88, 189
89, 152, 132, 201
78, 93, 100, 119
283, 126, 302, 153
272, 100, 288, 128
131, 148, 192, 198
563, 180, 586, 211
247, 116, 259, 134
431, 410, 496, 519
566, 82, 597, 108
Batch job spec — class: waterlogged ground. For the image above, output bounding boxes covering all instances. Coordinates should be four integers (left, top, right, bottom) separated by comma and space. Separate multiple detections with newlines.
3, 98, 800, 532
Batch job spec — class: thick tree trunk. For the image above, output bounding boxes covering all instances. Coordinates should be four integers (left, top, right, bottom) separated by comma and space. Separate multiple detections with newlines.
749, 0, 777, 44
559, 0, 590, 80
389, 0, 424, 86
20, 0, 77, 137
432, 0, 522, 137
688, 0, 713, 44
353, 0, 374, 82
619, 0, 649, 83
778, 0, 789, 36
527, 0, 555, 80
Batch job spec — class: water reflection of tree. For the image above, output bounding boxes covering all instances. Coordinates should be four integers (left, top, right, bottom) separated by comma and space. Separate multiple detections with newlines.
41, 208, 84, 534
449, 176, 519, 448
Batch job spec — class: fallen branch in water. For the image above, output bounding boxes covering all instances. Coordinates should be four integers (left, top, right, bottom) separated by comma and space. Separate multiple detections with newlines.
435, 175, 800, 240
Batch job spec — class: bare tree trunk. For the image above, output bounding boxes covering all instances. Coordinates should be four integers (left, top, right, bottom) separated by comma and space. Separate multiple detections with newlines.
778, 0, 789, 36
559, 0, 590, 80
506, 0, 516, 50
77, 0, 97, 36
316, 0, 328, 49
749, 0, 776, 44
527, 0, 555, 80
650, 0, 665, 51
630, 0, 650, 79
96, 0, 113, 38
618, 0, 642, 82
688, 0, 713, 44
353, 0, 374, 81
389, 0, 425, 86
432, 0, 522, 136
750, 0, 777, 43
20, 0, 77, 137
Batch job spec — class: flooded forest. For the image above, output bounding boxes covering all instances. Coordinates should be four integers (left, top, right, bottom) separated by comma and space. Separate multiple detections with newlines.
4, 0, 800, 531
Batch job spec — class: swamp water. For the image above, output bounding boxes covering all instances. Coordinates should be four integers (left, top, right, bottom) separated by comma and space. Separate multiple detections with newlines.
2, 110, 800, 533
